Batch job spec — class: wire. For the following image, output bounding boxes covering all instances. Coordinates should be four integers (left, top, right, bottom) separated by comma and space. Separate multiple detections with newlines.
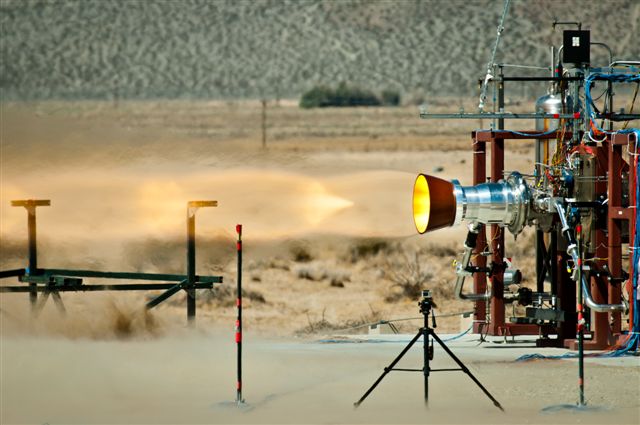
622, 82, 639, 129
584, 72, 640, 138
517, 139, 640, 360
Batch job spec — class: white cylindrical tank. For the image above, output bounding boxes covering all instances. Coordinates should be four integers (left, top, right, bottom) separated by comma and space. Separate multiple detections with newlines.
535, 94, 562, 179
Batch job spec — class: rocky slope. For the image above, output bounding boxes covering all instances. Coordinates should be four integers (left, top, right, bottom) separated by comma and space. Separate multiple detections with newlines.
1, 0, 638, 100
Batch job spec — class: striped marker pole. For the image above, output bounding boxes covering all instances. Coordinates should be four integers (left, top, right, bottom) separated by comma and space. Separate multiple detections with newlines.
576, 224, 585, 407
235, 224, 243, 404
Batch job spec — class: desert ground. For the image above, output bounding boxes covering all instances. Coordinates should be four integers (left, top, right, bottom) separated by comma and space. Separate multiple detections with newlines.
1, 101, 639, 424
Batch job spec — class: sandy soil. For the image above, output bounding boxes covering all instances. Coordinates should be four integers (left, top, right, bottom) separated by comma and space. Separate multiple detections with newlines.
1, 101, 638, 424
1, 332, 638, 425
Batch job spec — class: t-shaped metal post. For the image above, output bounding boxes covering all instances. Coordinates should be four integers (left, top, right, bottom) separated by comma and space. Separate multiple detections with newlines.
11, 199, 51, 308
186, 200, 218, 324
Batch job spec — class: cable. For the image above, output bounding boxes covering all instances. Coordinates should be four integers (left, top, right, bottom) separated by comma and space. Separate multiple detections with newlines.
622, 82, 639, 129
584, 72, 640, 138
517, 138, 640, 361
479, 0, 511, 111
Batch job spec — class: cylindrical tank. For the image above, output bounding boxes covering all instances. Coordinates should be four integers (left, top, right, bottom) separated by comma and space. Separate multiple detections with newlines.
535, 94, 562, 179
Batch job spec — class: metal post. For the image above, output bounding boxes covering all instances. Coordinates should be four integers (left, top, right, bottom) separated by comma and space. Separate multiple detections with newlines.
576, 227, 585, 406
423, 310, 429, 405
535, 230, 545, 293
491, 137, 505, 334
186, 201, 218, 324
11, 200, 50, 311
589, 147, 612, 348
261, 99, 267, 149
607, 140, 623, 335
27, 207, 38, 307
187, 208, 196, 323
235, 224, 244, 404
498, 67, 505, 131
472, 136, 487, 331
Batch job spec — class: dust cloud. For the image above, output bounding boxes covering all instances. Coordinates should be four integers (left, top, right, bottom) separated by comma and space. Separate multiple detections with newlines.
2, 103, 637, 425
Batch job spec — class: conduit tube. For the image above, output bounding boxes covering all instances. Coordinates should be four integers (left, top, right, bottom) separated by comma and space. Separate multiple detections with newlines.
554, 200, 626, 312
454, 223, 491, 301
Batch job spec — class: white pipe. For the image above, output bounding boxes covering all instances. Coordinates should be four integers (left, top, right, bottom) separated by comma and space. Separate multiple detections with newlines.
454, 223, 490, 301
554, 200, 625, 313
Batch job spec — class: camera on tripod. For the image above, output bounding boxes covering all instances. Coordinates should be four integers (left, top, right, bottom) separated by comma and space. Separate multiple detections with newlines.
419, 289, 436, 315
355, 286, 503, 411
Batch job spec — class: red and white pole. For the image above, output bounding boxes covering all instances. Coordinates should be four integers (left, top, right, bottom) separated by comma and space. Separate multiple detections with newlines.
235, 224, 243, 404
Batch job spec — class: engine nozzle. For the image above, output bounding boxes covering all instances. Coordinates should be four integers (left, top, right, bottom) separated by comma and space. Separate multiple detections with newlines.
413, 172, 530, 235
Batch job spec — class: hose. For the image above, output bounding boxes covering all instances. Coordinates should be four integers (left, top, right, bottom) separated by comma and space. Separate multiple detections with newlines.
553, 200, 625, 312
454, 222, 490, 301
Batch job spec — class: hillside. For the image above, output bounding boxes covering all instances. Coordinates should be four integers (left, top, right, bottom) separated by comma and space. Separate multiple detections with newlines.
1, 0, 638, 100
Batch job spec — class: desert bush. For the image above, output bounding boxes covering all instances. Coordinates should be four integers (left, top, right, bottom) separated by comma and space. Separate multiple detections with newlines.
197, 285, 266, 307
427, 243, 458, 258
299, 85, 334, 108
290, 244, 313, 262
293, 262, 350, 284
384, 248, 434, 302
296, 305, 383, 335
381, 89, 401, 106
349, 238, 389, 263
293, 263, 325, 281
299, 82, 381, 108
329, 279, 345, 288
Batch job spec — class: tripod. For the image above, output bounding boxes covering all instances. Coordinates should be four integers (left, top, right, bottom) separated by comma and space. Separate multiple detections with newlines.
354, 291, 504, 411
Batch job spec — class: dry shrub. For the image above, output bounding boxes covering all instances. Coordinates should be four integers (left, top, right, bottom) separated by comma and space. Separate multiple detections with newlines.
0, 238, 25, 268
348, 238, 389, 263
248, 257, 290, 271
509, 229, 536, 257
190, 285, 266, 307
123, 236, 234, 274
296, 305, 383, 335
427, 242, 458, 258
289, 243, 313, 263
384, 247, 434, 302
293, 262, 350, 285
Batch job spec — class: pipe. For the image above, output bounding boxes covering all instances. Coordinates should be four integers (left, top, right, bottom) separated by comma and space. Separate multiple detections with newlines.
610, 60, 640, 67
454, 223, 490, 301
553, 200, 625, 312
591, 42, 613, 69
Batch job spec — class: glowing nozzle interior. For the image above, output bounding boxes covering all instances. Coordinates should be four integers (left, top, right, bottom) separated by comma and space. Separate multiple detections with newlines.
413, 172, 530, 236
412, 174, 457, 234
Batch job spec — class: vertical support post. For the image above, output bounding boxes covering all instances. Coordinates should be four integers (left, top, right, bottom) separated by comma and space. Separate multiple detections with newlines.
590, 146, 613, 348
186, 200, 218, 325
628, 137, 637, 336
472, 135, 487, 332
423, 309, 429, 406
491, 137, 505, 335
576, 230, 585, 406
535, 230, 545, 294
11, 200, 50, 311
261, 99, 267, 149
27, 206, 38, 307
187, 207, 196, 323
557, 248, 576, 343
497, 67, 505, 131
235, 224, 244, 404
550, 230, 558, 296
607, 139, 623, 335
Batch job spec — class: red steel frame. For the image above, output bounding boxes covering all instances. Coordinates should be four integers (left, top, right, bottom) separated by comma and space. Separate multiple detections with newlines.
470, 130, 635, 349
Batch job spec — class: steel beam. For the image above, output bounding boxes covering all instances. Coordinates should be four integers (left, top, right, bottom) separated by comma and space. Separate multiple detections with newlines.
20, 269, 222, 283
0, 282, 213, 293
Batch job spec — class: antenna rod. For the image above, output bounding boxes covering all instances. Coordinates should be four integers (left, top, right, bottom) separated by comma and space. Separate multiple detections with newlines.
479, 0, 510, 111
